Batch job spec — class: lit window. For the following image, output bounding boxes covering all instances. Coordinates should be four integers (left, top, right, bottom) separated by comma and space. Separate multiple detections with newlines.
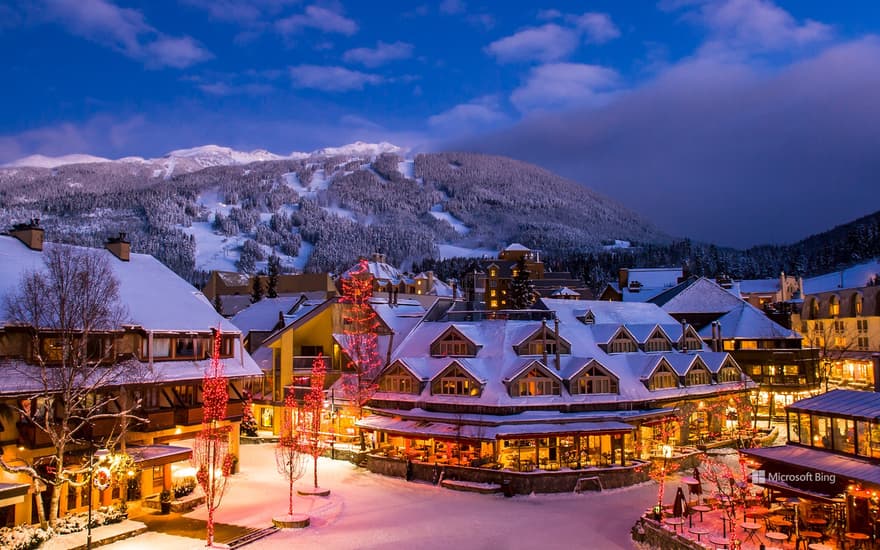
379, 365, 416, 394
572, 364, 618, 394
515, 368, 560, 396
650, 369, 678, 390
718, 366, 741, 383
490, 300, 498, 308
645, 331, 671, 352
432, 366, 479, 396
686, 367, 711, 386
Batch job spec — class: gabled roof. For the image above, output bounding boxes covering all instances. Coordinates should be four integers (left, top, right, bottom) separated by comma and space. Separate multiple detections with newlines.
697, 302, 800, 340
738, 278, 781, 294
504, 243, 531, 252
803, 258, 880, 294
431, 359, 486, 384
505, 359, 564, 383
650, 277, 744, 314
0, 236, 238, 333
550, 287, 580, 297
230, 295, 316, 335
513, 324, 571, 350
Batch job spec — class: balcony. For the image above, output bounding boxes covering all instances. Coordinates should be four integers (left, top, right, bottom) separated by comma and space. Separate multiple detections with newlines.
133, 409, 175, 432
175, 406, 204, 426
88, 417, 123, 438
226, 401, 244, 420
16, 422, 53, 449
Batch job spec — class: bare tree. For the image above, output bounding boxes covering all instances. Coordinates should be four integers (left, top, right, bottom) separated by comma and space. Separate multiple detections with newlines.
804, 318, 858, 391
0, 246, 145, 527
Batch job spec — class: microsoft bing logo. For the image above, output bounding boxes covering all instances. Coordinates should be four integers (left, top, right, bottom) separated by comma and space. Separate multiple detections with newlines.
751, 470, 766, 484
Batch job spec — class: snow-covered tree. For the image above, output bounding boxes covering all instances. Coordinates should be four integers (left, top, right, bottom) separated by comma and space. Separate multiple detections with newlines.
509, 256, 535, 309
267, 254, 281, 298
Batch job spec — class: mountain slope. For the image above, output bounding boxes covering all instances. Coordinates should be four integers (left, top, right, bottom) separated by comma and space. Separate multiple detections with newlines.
0, 145, 666, 282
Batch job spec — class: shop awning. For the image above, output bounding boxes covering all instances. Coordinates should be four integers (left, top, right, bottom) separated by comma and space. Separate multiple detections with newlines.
127, 445, 192, 468
357, 415, 634, 441
757, 479, 839, 503
742, 445, 880, 489
0, 483, 29, 504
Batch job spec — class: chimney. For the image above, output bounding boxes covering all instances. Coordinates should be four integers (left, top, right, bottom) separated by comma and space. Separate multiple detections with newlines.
427, 270, 435, 292
105, 232, 130, 261
680, 319, 688, 352
780, 271, 787, 302
451, 280, 458, 301
554, 317, 561, 371
618, 268, 628, 290
9, 218, 44, 251
541, 319, 548, 366
873, 354, 880, 394
716, 322, 722, 352
372, 252, 386, 264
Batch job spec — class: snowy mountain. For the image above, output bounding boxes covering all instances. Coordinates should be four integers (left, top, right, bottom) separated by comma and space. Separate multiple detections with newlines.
5, 153, 112, 168
2, 141, 396, 176
0, 146, 665, 283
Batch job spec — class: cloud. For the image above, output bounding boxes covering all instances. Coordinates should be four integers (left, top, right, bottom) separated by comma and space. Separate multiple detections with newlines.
510, 63, 620, 112
537, 9, 562, 21
456, 37, 880, 248
33, 0, 211, 68
486, 24, 579, 63
568, 12, 621, 44
343, 41, 414, 67
428, 96, 509, 132
439, 0, 466, 15
0, 115, 147, 162
289, 65, 382, 91
181, 0, 296, 22
673, 0, 832, 55
276, 5, 358, 36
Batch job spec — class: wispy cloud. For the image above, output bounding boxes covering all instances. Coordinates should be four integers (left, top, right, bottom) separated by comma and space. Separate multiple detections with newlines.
510, 63, 620, 111
428, 96, 509, 132
567, 12, 621, 44
486, 24, 579, 63
33, 0, 211, 68
343, 41, 414, 68
276, 5, 358, 36
670, 0, 832, 56
439, 0, 466, 15
289, 65, 382, 91
181, 0, 296, 22
486, 12, 619, 63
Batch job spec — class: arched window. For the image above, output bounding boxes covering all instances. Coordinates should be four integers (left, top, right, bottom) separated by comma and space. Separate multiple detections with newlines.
571, 363, 619, 394
809, 298, 819, 320
829, 295, 840, 317
514, 368, 561, 397
852, 293, 863, 316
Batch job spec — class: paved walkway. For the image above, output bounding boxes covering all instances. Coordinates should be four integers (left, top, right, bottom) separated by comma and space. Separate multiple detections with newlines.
130, 509, 253, 544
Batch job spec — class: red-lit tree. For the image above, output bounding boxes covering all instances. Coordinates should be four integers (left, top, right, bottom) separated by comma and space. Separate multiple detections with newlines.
339, 259, 383, 449
298, 353, 329, 496
644, 416, 683, 509
275, 388, 309, 527
192, 328, 234, 548
699, 453, 752, 544
240, 391, 258, 437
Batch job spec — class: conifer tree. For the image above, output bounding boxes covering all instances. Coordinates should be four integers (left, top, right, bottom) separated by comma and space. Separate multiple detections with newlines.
251, 275, 264, 303
267, 254, 281, 298
509, 256, 535, 309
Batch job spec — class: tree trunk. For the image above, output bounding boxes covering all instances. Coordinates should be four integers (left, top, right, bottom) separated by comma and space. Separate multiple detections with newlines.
34, 482, 46, 529
313, 455, 318, 488
288, 464, 294, 516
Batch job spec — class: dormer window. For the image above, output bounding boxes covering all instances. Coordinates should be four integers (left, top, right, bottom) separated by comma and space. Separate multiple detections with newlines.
431, 364, 480, 396
379, 364, 417, 394
644, 329, 672, 352
608, 329, 637, 353
431, 328, 476, 357
718, 365, 742, 383
829, 295, 840, 317
582, 311, 595, 325
517, 327, 571, 356
571, 362, 618, 394
513, 367, 560, 397
649, 364, 679, 390
680, 329, 703, 351
686, 364, 711, 386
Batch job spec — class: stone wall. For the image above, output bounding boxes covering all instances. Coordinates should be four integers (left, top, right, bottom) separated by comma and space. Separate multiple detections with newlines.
365, 455, 650, 494
631, 516, 705, 550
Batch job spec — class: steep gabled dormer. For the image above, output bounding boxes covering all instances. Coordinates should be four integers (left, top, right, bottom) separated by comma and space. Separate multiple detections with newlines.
430, 326, 478, 357
605, 327, 638, 354
569, 360, 619, 395
717, 357, 744, 383
514, 325, 571, 356
646, 359, 679, 390
580, 310, 595, 325
684, 357, 712, 386
643, 326, 672, 352
430, 361, 482, 396
377, 360, 420, 394
678, 325, 704, 352
507, 361, 562, 397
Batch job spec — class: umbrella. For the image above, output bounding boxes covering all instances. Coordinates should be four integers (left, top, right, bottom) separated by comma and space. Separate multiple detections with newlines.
692, 467, 703, 496
673, 487, 688, 518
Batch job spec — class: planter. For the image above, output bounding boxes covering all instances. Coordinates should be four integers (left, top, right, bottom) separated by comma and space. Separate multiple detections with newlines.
297, 486, 330, 497
272, 514, 310, 529
160, 501, 171, 514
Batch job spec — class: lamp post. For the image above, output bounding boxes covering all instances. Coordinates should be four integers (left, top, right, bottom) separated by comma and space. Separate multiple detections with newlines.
86, 446, 109, 550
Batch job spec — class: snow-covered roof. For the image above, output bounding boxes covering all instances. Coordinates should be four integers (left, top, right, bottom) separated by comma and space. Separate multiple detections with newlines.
230, 296, 305, 335
550, 287, 579, 297
803, 259, 880, 294
0, 236, 238, 333
738, 278, 780, 294
650, 277, 744, 314
697, 302, 800, 340
378, 298, 752, 409
623, 267, 682, 289
503, 243, 530, 252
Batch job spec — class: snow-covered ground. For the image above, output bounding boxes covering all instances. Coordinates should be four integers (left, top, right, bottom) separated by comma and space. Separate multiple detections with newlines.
107, 443, 666, 550
398, 159, 414, 179
436, 244, 496, 259
182, 221, 244, 272
429, 204, 470, 235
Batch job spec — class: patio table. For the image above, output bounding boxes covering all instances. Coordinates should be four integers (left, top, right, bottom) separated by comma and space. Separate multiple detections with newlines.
739, 521, 762, 544
691, 505, 712, 522
708, 536, 731, 549
664, 517, 685, 533
689, 527, 710, 542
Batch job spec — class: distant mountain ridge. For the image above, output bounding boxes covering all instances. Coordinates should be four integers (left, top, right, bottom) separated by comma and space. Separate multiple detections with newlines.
0, 143, 664, 283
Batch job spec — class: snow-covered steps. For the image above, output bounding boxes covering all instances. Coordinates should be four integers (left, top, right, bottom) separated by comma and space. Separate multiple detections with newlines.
227, 525, 280, 548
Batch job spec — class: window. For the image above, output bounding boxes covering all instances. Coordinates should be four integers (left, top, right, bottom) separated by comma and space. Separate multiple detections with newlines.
739, 340, 758, 350
152, 465, 164, 492
682, 333, 703, 351
379, 365, 416, 394
490, 300, 498, 308
718, 366, 741, 383
515, 368, 560, 396
432, 366, 479, 396
527, 339, 557, 355
686, 366, 711, 386
649, 368, 678, 390
810, 299, 819, 319
571, 364, 618, 394
722, 340, 735, 351
830, 296, 840, 317
645, 332, 671, 352
853, 294, 863, 316
175, 385, 197, 406
432, 331, 474, 357
834, 336, 847, 348
490, 289, 496, 297
608, 331, 637, 353
858, 336, 870, 350
489, 269, 497, 278
260, 407, 273, 428
834, 320, 846, 333
857, 319, 869, 333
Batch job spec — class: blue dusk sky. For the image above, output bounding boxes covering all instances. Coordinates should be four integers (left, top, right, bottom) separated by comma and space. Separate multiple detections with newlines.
2, 0, 880, 248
